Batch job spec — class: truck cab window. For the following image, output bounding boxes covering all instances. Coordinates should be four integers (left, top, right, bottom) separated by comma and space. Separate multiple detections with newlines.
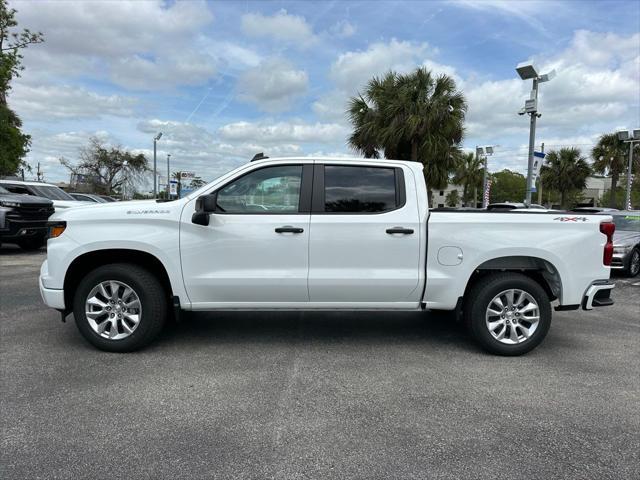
216, 165, 303, 213
324, 165, 397, 213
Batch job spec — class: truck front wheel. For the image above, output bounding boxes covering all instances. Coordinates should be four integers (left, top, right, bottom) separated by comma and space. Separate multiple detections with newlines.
464, 272, 551, 356
72, 263, 167, 352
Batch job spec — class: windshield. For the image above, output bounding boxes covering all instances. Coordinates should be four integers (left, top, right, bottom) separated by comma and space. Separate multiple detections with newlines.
31, 185, 75, 201
612, 214, 640, 232
0, 186, 9, 194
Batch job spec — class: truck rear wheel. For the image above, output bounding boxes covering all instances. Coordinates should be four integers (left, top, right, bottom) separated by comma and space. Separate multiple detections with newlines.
72, 263, 167, 352
464, 272, 551, 356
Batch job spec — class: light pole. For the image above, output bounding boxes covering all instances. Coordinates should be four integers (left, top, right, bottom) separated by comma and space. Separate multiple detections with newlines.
153, 132, 162, 198
477, 146, 495, 208
166, 153, 171, 199
122, 160, 129, 200
617, 129, 640, 210
516, 62, 555, 206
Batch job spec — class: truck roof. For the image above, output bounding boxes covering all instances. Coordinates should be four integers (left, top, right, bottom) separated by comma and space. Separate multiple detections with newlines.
251, 156, 420, 167
0, 179, 59, 187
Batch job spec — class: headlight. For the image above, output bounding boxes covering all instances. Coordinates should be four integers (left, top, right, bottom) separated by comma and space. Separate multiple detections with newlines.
0, 200, 20, 208
48, 221, 67, 239
613, 245, 632, 254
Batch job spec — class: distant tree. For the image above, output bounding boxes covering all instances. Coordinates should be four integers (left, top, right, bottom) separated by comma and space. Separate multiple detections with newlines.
540, 147, 591, 208
0, 0, 44, 176
189, 177, 206, 189
591, 134, 629, 208
453, 151, 483, 206
489, 169, 526, 204
347, 67, 467, 201
445, 189, 460, 207
60, 137, 148, 195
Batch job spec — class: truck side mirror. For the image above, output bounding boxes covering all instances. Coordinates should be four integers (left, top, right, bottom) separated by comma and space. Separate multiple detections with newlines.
192, 192, 218, 226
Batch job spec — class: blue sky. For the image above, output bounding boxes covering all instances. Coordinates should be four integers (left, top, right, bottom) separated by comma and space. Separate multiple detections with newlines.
8, 0, 640, 186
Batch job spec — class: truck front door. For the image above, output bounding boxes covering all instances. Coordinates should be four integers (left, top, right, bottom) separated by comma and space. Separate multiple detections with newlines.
181, 163, 312, 307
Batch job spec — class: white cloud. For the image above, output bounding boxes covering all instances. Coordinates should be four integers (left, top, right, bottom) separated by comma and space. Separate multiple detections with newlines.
241, 9, 316, 47
13, 0, 220, 89
109, 52, 217, 90
237, 58, 309, 112
9, 84, 136, 120
314, 39, 438, 122
218, 120, 347, 145
330, 39, 430, 91
329, 20, 357, 38
465, 30, 640, 140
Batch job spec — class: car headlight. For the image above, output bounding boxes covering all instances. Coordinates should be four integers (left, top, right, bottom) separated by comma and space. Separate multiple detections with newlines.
613, 245, 632, 254
0, 200, 21, 208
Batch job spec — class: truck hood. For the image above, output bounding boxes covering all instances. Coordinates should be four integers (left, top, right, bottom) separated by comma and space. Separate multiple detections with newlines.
0, 193, 53, 207
51, 199, 183, 221
52, 199, 94, 210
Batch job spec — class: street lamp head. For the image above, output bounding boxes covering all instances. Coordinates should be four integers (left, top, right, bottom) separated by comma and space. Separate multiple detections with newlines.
617, 130, 630, 141
485, 146, 494, 155
155, 132, 163, 141
516, 61, 539, 80
476, 147, 484, 156
538, 69, 556, 83
633, 129, 640, 141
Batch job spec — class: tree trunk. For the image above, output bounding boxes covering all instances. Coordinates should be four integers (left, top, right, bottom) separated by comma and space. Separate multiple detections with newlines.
462, 185, 468, 207
561, 190, 566, 209
427, 188, 433, 207
473, 187, 478, 208
609, 172, 618, 208
411, 140, 418, 162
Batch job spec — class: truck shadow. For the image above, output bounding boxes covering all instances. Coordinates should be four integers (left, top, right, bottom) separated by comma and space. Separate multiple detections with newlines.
159, 310, 477, 352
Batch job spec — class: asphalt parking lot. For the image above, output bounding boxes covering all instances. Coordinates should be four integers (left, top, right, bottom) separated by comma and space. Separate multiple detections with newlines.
1, 246, 639, 480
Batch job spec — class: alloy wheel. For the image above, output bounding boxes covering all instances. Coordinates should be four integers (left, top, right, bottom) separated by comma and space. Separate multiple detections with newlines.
485, 289, 540, 345
85, 280, 142, 340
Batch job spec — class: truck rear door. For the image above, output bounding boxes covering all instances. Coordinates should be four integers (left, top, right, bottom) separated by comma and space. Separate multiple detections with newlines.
307, 162, 422, 305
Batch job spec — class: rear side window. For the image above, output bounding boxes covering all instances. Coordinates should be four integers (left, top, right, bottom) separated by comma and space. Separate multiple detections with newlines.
323, 165, 399, 213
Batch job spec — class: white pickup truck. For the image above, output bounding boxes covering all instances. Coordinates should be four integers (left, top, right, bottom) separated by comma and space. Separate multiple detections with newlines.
39, 157, 616, 355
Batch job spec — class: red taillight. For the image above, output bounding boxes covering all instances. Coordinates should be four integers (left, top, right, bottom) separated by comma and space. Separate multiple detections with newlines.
600, 222, 615, 266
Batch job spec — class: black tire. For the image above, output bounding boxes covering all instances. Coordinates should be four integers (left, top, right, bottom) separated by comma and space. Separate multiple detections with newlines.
464, 272, 552, 356
73, 263, 167, 352
17, 236, 46, 251
624, 248, 640, 277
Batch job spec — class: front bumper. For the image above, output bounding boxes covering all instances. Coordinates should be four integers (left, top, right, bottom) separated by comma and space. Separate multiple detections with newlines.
582, 281, 615, 310
0, 220, 48, 240
39, 263, 65, 309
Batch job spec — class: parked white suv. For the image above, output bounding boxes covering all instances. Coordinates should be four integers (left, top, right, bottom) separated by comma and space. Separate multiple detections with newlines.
39, 157, 615, 355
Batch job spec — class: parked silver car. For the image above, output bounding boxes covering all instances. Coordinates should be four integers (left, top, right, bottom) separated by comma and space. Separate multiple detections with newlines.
610, 211, 640, 277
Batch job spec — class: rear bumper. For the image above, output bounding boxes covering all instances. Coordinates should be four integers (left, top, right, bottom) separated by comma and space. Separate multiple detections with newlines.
582, 281, 615, 310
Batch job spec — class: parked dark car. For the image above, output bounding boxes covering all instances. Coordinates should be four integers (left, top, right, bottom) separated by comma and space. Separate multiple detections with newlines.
0, 186, 54, 250
610, 211, 640, 277
570, 207, 619, 214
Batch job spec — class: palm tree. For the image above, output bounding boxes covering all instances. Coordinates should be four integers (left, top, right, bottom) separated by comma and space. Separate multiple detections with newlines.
453, 152, 484, 206
591, 133, 627, 208
347, 67, 467, 200
540, 148, 591, 208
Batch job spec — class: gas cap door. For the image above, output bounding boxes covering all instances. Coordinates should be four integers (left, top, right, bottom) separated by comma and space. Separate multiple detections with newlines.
437, 246, 463, 266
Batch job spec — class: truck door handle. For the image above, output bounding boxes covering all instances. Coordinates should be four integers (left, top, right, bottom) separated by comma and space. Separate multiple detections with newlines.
386, 227, 414, 235
275, 226, 304, 234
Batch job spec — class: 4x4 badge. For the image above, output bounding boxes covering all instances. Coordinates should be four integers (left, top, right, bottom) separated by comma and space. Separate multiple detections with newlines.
553, 216, 588, 222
